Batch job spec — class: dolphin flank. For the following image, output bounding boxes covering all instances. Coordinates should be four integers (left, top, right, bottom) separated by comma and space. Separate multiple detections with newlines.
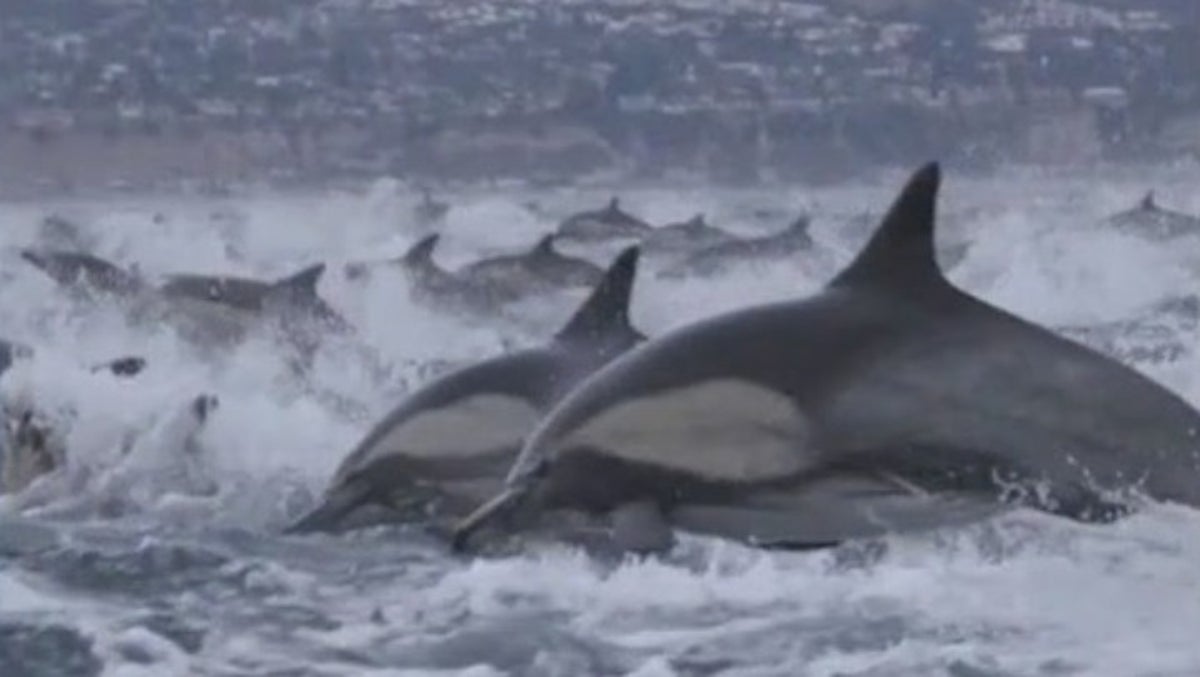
285, 246, 646, 534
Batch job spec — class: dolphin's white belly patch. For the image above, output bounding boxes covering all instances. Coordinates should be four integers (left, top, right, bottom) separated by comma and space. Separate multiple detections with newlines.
369, 394, 541, 460
565, 379, 812, 481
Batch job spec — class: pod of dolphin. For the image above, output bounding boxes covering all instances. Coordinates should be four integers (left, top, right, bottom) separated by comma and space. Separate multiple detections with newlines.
451, 164, 1200, 553
5, 164, 1200, 560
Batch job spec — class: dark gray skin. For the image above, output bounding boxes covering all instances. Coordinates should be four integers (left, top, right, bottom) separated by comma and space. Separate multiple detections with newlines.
641, 214, 740, 257
20, 249, 345, 329
841, 210, 973, 271
354, 234, 548, 318
453, 163, 1200, 554
458, 235, 604, 290
160, 273, 286, 312
1105, 191, 1200, 240
286, 246, 645, 534
159, 263, 351, 333
557, 197, 653, 243
19, 249, 144, 298
20, 251, 350, 359
658, 215, 813, 278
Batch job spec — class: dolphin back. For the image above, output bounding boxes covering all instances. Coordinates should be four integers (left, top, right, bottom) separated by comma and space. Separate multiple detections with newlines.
825, 164, 1200, 507
272, 263, 325, 297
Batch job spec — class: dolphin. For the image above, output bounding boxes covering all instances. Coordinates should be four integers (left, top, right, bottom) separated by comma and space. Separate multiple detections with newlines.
459, 235, 604, 290
658, 214, 813, 278
21, 250, 349, 356
20, 249, 144, 297
452, 163, 1200, 554
641, 214, 739, 257
839, 209, 973, 272
285, 246, 645, 534
1106, 191, 1200, 240
159, 263, 350, 331
557, 198, 653, 243
354, 234, 546, 317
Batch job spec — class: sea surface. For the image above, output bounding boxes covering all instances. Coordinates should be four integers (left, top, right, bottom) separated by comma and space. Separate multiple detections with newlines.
2, 166, 1200, 676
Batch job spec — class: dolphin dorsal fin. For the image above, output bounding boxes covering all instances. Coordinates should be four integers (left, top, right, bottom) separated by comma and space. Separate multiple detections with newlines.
606, 197, 620, 214
273, 263, 325, 296
1141, 191, 1157, 211
530, 234, 556, 258
403, 234, 440, 265
831, 163, 944, 291
690, 214, 706, 227
556, 246, 640, 343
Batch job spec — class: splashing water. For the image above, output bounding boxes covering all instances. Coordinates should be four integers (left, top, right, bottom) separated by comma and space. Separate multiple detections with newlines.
2, 167, 1200, 676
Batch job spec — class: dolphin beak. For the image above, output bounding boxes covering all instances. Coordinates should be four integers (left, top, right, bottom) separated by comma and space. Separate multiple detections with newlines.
450, 486, 527, 552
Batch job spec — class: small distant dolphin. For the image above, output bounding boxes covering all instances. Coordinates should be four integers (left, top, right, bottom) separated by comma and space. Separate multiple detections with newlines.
353, 234, 545, 317
459, 235, 604, 289
1106, 191, 1200, 240
658, 215, 813, 278
641, 214, 739, 256
557, 197, 652, 243
159, 263, 350, 331
21, 251, 349, 347
453, 163, 1200, 554
286, 246, 645, 534
20, 249, 144, 298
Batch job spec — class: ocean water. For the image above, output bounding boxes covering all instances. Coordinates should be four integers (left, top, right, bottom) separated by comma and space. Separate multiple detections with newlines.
2, 165, 1200, 676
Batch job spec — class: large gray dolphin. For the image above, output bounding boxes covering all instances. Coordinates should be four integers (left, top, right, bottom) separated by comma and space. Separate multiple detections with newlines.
453, 163, 1200, 554
285, 246, 645, 534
